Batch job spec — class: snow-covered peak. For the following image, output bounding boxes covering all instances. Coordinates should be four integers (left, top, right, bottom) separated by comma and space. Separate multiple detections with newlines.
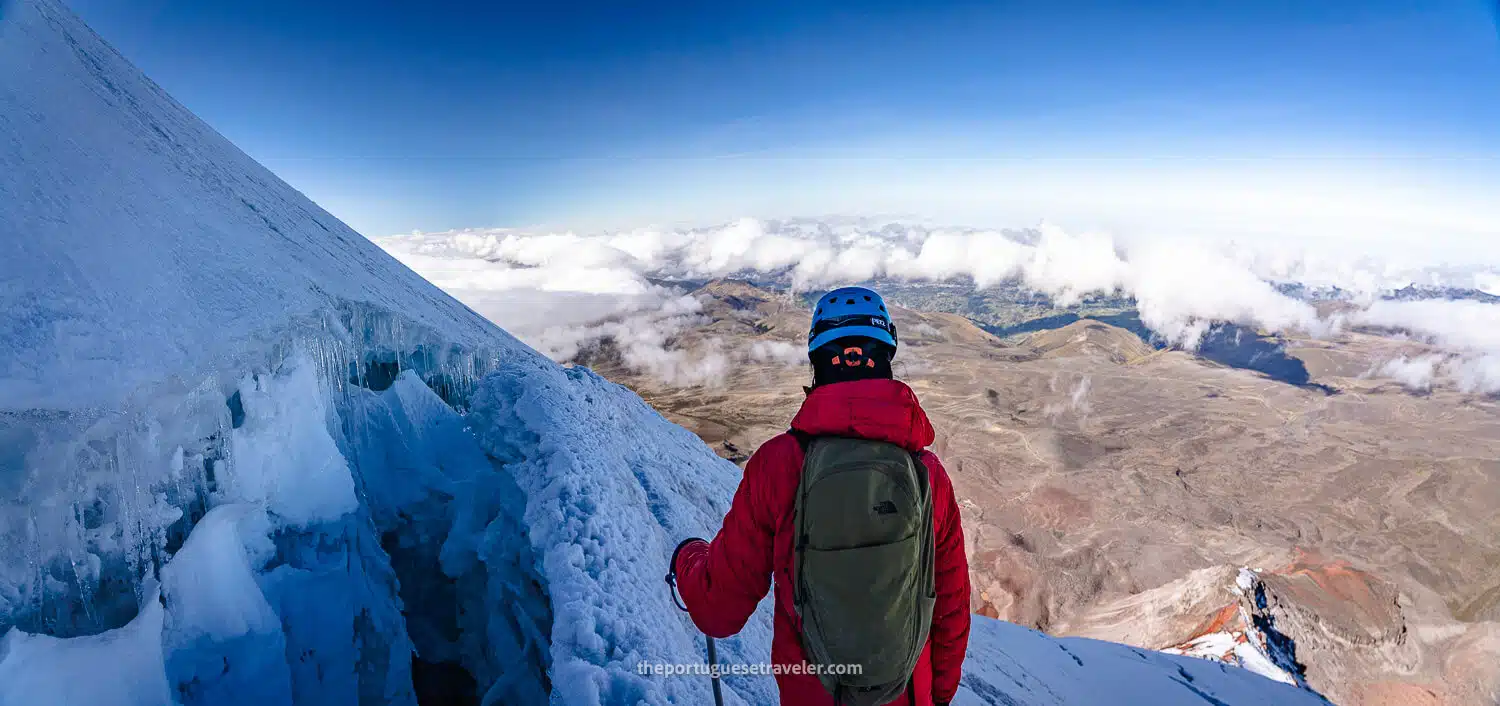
0, 0, 522, 413
1, 0, 534, 682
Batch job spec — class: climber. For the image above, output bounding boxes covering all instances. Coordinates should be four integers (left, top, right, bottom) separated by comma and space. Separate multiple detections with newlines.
669, 286, 971, 706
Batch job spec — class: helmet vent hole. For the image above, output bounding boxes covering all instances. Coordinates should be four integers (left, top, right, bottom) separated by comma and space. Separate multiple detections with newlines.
879, 305, 886, 311
864, 295, 871, 301
846, 298, 855, 304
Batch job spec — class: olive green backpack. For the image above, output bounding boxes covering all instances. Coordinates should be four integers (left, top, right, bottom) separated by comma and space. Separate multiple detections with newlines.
792, 432, 937, 705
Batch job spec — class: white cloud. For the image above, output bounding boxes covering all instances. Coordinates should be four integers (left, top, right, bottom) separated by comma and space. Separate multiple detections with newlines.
1045, 375, 1094, 421
1375, 356, 1442, 392
1127, 241, 1327, 348
893, 228, 1028, 288
621, 342, 731, 389
908, 321, 944, 340
1024, 225, 1126, 306
1479, 273, 1500, 297
1355, 301, 1500, 393
372, 217, 1500, 392
381, 218, 1320, 350
745, 340, 807, 367
532, 296, 735, 388
377, 233, 731, 386
1448, 355, 1500, 395
1355, 300, 1500, 354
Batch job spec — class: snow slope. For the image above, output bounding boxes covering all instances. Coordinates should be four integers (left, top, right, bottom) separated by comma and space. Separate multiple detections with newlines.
1, 1, 1329, 704
0, 0, 515, 413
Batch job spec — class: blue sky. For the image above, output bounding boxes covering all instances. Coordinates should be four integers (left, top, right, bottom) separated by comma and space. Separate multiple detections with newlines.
66, 0, 1500, 241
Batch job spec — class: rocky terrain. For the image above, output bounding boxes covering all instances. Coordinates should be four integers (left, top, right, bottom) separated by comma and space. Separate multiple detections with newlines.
574, 279, 1500, 706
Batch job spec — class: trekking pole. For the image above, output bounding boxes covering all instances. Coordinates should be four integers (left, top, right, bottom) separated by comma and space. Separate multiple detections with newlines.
666, 548, 725, 706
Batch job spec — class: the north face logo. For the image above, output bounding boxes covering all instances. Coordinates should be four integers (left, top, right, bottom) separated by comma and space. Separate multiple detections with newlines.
872, 500, 899, 515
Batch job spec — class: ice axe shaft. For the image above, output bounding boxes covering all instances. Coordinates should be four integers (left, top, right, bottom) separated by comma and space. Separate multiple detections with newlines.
666, 547, 724, 706
706, 635, 724, 706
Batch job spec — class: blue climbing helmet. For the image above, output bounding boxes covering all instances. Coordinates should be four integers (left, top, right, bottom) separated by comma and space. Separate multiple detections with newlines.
807, 286, 898, 354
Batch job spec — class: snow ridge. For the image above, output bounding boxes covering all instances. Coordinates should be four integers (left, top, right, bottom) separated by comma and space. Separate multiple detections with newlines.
465, 360, 777, 706
1161, 569, 1322, 695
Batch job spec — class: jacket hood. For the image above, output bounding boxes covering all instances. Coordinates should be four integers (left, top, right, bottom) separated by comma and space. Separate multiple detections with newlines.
790, 378, 936, 452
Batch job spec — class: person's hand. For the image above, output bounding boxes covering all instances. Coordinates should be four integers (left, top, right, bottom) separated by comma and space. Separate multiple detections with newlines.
670, 537, 707, 575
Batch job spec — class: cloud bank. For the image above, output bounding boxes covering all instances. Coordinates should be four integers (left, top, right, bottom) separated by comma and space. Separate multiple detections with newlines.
1355, 300, 1500, 394
373, 217, 1500, 391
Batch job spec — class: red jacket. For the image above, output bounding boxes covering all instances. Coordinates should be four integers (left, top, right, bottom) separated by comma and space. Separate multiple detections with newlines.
673, 379, 971, 705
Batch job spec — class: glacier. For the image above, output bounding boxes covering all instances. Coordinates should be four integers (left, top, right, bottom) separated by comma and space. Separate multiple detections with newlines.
0, 0, 1328, 704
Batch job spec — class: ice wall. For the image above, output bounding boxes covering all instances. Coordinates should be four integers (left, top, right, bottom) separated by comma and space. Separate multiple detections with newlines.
1, 346, 556, 706
1, 0, 551, 701
0, 586, 171, 706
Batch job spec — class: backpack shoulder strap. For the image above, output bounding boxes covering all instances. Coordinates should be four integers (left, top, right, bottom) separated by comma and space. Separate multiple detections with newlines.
788, 428, 814, 453
910, 448, 929, 479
